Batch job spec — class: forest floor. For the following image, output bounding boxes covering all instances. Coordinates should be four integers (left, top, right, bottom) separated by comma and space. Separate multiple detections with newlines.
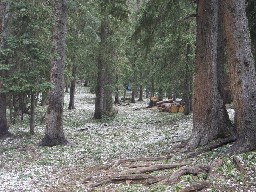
0, 86, 256, 192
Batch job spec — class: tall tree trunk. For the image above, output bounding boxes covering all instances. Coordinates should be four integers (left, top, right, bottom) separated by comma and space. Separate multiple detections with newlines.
40, 91, 48, 106
12, 94, 19, 125
103, 72, 113, 115
188, 0, 233, 149
68, 65, 76, 110
40, 0, 67, 146
158, 87, 163, 101
138, 85, 143, 101
65, 81, 69, 93
0, 1, 10, 137
94, 18, 108, 119
103, 66, 113, 114
114, 75, 120, 104
30, 92, 35, 135
9, 95, 13, 124
103, 39, 113, 114
0, 93, 9, 137
123, 88, 127, 101
246, 0, 256, 64
131, 88, 136, 103
183, 44, 191, 115
103, 85, 113, 114
19, 93, 26, 121
150, 77, 155, 97
222, 0, 256, 153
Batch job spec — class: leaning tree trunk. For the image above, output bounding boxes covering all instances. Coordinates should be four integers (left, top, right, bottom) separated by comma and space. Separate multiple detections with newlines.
222, 0, 256, 153
0, 1, 10, 137
40, 0, 67, 146
188, 0, 233, 149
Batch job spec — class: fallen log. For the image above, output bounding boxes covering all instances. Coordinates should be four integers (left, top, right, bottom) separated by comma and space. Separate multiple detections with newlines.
178, 105, 185, 113
158, 103, 172, 112
156, 100, 185, 113
156, 99, 173, 106
170, 103, 180, 113
148, 96, 158, 107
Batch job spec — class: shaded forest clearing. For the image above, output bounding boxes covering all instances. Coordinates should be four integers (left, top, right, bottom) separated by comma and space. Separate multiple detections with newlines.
0, 87, 255, 192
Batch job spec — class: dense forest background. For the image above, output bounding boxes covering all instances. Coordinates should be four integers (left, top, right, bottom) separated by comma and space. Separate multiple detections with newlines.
0, 0, 197, 140
1, 0, 256, 191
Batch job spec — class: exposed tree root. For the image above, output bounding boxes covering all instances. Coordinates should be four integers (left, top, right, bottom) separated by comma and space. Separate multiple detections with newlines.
180, 181, 210, 192
108, 156, 172, 169
111, 174, 165, 185
185, 136, 236, 159
84, 138, 240, 191
228, 137, 256, 154
124, 163, 187, 174
233, 156, 245, 174
86, 163, 212, 190
163, 165, 210, 185
208, 158, 224, 178
88, 174, 165, 189
89, 178, 112, 188
171, 139, 190, 151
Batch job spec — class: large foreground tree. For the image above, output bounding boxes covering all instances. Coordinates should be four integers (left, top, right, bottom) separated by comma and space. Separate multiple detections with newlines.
189, 0, 256, 154
40, 0, 67, 146
188, 0, 234, 149
222, 0, 256, 153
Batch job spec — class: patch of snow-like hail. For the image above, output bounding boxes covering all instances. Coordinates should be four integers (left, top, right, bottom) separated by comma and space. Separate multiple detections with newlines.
227, 108, 235, 121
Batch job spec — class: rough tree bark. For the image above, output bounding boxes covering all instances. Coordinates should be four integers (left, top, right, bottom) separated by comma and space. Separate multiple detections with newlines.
103, 65, 114, 115
188, 0, 233, 149
40, 0, 67, 146
0, 1, 10, 137
103, 27, 114, 115
222, 0, 256, 153
94, 18, 108, 119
